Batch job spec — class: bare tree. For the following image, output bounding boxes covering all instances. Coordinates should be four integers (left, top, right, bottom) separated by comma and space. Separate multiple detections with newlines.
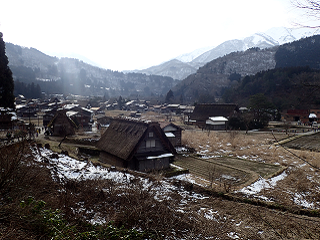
292, 0, 320, 27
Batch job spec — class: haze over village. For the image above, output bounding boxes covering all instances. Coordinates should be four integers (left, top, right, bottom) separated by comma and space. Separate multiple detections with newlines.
2, 0, 320, 239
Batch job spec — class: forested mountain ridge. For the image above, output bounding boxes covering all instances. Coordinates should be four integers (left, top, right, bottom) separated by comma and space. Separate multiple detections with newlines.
275, 36, 320, 69
173, 47, 278, 103
129, 59, 200, 82
5, 43, 179, 98
132, 27, 319, 80
223, 66, 320, 111
173, 35, 320, 103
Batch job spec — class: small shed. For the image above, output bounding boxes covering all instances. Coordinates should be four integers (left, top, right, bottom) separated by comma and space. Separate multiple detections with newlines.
0, 107, 17, 129
206, 116, 228, 130
96, 119, 176, 172
309, 113, 318, 123
160, 122, 183, 147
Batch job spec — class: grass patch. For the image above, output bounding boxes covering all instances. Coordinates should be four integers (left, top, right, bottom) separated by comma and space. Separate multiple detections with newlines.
211, 157, 282, 178
174, 156, 253, 187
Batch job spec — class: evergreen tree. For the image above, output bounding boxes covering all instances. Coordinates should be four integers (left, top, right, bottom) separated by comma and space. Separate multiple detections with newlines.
179, 94, 183, 104
249, 93, 276, 128
165, 89, 174, 103
0, 32, 15, 108
117, 96, 125, 110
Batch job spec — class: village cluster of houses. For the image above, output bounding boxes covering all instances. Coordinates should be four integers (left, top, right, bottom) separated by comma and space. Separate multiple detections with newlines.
2, 95, 320, 134
1, 95, 320, 172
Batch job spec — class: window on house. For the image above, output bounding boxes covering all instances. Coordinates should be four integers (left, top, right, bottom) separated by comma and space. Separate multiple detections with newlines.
149, 132, 153, 137
146, 139, 155, 148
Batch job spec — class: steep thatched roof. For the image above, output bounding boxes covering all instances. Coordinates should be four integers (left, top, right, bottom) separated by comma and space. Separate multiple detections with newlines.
47, 110, 78, 136
191, 103, 238, 121
96, 118, 175, 161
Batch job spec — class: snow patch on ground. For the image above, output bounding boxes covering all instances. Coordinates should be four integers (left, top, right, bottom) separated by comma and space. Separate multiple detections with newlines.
292, 192, 315, 208
238, 171, 287, 195
227, 232, 240, 239
31, 146, 213, 222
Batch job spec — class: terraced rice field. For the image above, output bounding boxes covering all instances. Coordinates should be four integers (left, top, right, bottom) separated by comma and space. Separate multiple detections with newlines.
282, 132, 320, 151
173, 155, 283, 188
211, 157, 281, 178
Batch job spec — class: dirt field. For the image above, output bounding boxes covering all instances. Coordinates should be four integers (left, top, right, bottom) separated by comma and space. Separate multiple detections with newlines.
174, 155, 283, 190
282, 132, 320, 151
178, 128, 320, 210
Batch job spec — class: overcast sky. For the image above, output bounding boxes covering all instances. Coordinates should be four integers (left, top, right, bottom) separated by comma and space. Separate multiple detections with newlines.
0, 0, 315, 71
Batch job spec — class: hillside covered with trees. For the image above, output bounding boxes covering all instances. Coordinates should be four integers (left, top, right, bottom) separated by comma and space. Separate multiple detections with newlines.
5, 43, 179, 99
173, 35, 320, 103
0, 33, 15, 108
5, 34, 320, 104
223, 66, 320, 110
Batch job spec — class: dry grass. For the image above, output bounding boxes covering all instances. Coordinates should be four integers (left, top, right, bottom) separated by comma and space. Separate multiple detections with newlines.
36, 137, 80, 159
1, 141, 320, 239
182, 130, 296, 164
180, 129, 320, 212
0, 142, 61, 239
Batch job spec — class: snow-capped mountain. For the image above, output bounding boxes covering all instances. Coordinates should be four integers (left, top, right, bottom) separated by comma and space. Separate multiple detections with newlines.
175, 45, 214, 62
130, 26, 320, 80
173, 34, 320, 102
130, 59, 198, 81
192, 39, 247, 64
192, 27, 319, 64
264, 27, 320, 45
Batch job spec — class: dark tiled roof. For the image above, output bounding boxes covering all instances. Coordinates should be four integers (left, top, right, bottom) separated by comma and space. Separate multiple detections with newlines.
191, 103, 238, 121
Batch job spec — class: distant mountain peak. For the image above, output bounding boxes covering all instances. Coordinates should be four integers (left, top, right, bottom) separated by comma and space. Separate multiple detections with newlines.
132, 26, 319, 80
175, 46, 215, 62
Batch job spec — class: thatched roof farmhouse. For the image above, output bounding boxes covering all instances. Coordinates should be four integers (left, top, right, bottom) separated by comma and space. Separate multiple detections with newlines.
96, 118, 176, 172
190, 103, 238, 127
47, 110, 77, 136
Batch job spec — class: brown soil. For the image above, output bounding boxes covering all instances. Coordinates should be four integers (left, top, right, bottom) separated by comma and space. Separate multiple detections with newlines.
282, 132, 320, 151
174, 155, 283, 192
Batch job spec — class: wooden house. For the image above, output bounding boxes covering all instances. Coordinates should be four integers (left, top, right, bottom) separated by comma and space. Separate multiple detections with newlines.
68, 107, 93, 130
206, 116, 228, 130
43, 108, 58, 127
283, 109, 320, 124
190, 103, 238, 128
59, 104, 93, 130
47, 110, 77, 136
284, 109, 309, 123
96, 115, 113, 129
96, 119, 176, 172
166, 104, 180, 114
16, 104, 38, 118
0, 108, 16, 129
160, 122, 183, 147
